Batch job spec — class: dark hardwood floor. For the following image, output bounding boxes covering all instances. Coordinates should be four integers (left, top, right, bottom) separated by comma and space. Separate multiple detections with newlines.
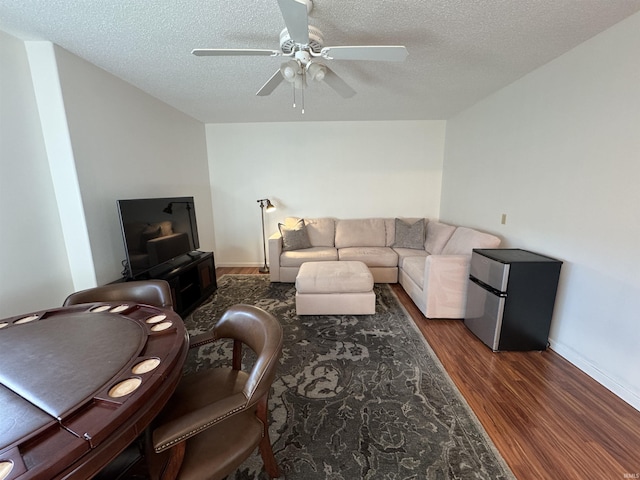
218, 267, 640, 480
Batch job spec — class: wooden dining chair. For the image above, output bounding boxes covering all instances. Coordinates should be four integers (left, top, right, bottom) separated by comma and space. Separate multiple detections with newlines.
63, 280, 174, 310
146, 304, 284, 480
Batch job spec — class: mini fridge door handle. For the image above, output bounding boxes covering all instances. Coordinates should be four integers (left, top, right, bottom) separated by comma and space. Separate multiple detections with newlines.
469, 275, 507, 297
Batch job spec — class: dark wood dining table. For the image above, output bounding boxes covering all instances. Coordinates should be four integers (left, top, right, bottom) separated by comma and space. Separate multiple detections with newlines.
0, 301, 189, 480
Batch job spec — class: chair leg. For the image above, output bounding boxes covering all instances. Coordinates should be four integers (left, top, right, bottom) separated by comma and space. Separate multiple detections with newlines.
159, 442, 186, 480
145, 428, 185, 480
256, 395, 280, 478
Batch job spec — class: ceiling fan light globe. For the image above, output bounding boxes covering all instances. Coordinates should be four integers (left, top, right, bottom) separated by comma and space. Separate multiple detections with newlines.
280, 60, 300, 82
283, 66, 296, 80
307, 62, 326, 82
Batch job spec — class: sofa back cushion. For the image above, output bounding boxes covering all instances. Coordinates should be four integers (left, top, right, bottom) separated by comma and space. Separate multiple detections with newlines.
335, 218, 386, 248
384, 218, 395, 246
284, 217, 335, 247
441, 226, 501, 255
304, 218, 335, 247
424, 222, 456, 254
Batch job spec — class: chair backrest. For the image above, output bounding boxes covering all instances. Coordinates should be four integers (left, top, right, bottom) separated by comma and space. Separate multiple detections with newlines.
214, 304, 283, 404
63, 280, 174, 310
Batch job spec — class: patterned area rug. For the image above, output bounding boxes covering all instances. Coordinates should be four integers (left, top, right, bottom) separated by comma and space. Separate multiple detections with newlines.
182, 275, 515, 480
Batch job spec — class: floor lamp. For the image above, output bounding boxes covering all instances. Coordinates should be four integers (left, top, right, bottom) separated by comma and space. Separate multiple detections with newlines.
163, 201, 196, 250
257, 198, 276, 273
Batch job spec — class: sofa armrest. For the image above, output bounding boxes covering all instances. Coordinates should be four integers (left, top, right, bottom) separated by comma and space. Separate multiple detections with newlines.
423, 254, 471, 319
268, 232, 283, 282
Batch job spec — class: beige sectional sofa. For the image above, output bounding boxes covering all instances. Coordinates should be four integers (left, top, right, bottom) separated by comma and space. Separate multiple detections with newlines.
268, 217, 501, 319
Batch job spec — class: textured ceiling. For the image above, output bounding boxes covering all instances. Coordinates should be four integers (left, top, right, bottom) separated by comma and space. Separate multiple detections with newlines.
2, 0, 639, 123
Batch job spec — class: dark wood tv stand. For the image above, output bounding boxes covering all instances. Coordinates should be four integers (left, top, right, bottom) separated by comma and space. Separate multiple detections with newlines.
136, 251, 217, 317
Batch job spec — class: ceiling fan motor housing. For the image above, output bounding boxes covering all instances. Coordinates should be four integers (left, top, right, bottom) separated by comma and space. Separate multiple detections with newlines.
280, 26, 324, 54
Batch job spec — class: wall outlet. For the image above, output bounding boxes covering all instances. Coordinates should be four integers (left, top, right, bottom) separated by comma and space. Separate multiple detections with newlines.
501, 213, 507, 225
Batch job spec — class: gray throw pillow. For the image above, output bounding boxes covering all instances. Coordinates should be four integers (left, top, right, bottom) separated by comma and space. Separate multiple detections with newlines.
393, 218, 425, 249
279, 219, 312, 251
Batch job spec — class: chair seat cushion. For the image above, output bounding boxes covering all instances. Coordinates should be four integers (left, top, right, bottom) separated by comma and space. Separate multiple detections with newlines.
178, 410, 264, 480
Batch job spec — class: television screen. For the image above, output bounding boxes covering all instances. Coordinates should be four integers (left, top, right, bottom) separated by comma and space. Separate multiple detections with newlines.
117, 196, 200, 279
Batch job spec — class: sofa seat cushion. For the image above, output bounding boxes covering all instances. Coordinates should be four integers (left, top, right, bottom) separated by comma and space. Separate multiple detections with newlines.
338, 246, 398, 267
441, 227, 501, 255
335, 218, 386, 248
280, 247, 338, 267
402, 256, 426, 288
392, 247, 428, 268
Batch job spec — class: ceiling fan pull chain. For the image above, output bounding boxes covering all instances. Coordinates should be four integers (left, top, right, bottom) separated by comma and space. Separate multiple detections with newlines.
292, 83, 296, 109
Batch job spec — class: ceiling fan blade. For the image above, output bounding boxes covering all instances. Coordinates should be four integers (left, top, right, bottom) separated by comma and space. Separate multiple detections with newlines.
322, 67, 356, 98
277, 0, 310, 44
256, 69, 285, 96
192, 48, 281, 57
320, 45, 408, 62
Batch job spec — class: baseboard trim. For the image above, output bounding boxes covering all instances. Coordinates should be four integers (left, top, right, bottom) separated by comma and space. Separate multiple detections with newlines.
215, 262, 263, 268
549, 338, 640, 412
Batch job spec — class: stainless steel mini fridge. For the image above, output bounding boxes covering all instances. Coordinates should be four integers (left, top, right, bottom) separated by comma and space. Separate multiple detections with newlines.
464, 249, 562, 351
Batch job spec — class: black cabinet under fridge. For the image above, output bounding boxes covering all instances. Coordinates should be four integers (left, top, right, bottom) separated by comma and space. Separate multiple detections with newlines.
464, 249, 562, 351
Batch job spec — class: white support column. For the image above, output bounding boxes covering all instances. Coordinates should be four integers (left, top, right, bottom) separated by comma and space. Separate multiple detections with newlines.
25, 41, 97, 290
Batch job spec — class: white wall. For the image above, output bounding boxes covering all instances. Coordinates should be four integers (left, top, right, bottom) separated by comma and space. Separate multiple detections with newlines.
206, 121, 446, 267
441, 12, 640, 409
0, 32, 215, 316
52, 45, 215, 287
0, 31, 73, 317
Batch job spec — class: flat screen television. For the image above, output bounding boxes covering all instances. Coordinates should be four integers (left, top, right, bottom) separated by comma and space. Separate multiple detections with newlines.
117, 196, 200, 279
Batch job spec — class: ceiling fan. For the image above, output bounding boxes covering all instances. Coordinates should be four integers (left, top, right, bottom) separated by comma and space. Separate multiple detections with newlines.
192, 0, 408, 111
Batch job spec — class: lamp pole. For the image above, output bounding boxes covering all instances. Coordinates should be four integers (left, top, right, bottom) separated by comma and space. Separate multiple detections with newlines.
163, 201, 196, 251
257, 199, 275, 274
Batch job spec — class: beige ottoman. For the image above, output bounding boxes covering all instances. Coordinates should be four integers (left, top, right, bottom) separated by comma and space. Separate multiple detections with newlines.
295, 261, 376, 315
